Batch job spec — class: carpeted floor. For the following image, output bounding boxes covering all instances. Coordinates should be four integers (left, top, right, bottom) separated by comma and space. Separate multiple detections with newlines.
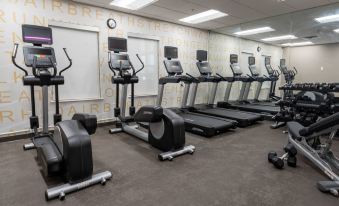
0, 121, 338, 206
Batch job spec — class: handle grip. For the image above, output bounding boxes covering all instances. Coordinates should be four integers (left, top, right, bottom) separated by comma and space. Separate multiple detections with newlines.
216, 73, 230, 81
63, 48, 71, 61
12, 43, 28, 75
48, 57, 57, 77
59, 48, 72, 75
186, 73, 199, 82
32, 56, 38, 77
135, 54, 144, 74
107, 52, 116, 75
12, 43, 18, 58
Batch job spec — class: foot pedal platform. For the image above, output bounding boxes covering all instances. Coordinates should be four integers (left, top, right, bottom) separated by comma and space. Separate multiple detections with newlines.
158, 145, 195, 161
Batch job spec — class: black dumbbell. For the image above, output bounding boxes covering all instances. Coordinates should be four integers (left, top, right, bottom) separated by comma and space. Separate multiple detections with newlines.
268, 151, 285, 169
287, 156, 297, 167
284, 143, 297, 156
268, 151, 277, 163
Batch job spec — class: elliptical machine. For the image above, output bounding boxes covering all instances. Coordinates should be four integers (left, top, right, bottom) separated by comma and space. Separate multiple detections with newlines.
264, 57, 281, 102
12, 24, 112, 200
107, 37, 195, 161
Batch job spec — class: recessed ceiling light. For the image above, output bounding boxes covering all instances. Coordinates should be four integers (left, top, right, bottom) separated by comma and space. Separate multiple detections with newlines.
281, 41, 313, 47
315, 14, 339, 23
234, 27, 275, 36
334, 29, 339, 33
179, 10, 228, 24
110, 0, 158, 10
262, 35, 297, 42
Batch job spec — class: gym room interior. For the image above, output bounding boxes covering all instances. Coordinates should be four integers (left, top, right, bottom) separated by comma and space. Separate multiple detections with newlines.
1, 0, 339, 205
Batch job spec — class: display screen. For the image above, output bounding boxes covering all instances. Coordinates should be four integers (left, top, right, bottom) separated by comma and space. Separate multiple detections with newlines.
108, 37, 127, 52
197, 50, 207, 61
248, 56, 255, 65
28, 48, 52, 55
230, 54, 238, 64
280, 59, 286, 67
164, 46, 178, 59
22, 24, 53, 45
265, 57, 271, 65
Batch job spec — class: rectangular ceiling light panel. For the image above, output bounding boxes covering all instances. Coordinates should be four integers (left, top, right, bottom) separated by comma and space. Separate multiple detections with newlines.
110, 0, 158, 10
281, 41, 313, 47
179, 10, 228, 24
315, 14, 339, 23
262, 35, 297, 42
234, 27, 275, 36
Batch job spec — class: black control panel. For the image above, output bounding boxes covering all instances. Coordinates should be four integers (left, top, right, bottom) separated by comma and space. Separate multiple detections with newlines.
23, 46, 56, 68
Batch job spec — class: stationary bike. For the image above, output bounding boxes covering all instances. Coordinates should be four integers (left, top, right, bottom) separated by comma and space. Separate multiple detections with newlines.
107, 37, 195, 161
13, 24, 112, 200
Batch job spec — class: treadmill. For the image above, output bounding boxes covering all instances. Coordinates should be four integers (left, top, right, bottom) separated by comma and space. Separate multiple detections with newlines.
245, 56, 278, 107
157, 46, 237, 137
187, 50, 263, 127
217, 54, 279, 118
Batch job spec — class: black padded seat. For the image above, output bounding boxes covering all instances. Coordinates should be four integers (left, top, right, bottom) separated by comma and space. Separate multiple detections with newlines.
287, 121, 304, 140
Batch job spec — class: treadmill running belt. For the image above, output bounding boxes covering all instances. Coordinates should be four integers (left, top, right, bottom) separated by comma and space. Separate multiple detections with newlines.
170, 108, 236, 137
195, 108, 262, 127
231, 104, 280, 114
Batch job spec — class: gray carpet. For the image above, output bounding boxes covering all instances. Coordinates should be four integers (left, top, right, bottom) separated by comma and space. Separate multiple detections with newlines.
0, 122, 338, 206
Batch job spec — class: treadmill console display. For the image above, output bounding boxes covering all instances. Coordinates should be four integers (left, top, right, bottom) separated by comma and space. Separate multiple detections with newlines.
22, 24, 53, 45
23, 46, 56, 68
230, 54, 238, 64
248, 56, 255, 65
280, 59, 286, 67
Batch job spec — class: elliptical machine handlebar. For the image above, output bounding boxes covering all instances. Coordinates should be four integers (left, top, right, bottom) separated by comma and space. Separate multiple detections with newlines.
274, 69, 280, 77
59, 48, 72, 75
12, 43, 28, 75
107, 52, 116, 76
135, 54, 144, 74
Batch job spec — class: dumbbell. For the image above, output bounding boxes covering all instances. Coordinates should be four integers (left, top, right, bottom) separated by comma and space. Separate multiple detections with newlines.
268, 148, 297, 169
268, 151, 285, 169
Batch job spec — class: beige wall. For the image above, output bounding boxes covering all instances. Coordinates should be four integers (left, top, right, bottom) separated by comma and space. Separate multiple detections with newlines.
0, 0, 283, 135
283, 43, 339, 83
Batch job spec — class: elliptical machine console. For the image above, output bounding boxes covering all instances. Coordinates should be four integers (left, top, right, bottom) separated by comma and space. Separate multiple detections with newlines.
12, 24, 112, 200
107, 37, 195, 161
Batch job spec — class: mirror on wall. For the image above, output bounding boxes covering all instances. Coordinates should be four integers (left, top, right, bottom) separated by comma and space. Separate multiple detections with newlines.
213, 2, 339, 47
